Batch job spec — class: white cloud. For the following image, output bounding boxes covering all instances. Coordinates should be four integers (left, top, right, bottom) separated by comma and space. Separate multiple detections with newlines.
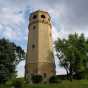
2, 26, 20, 40
0, 24, 3, 29
0, 6, 28, 49
3, 27, 14, 39
0, 0, 88, 77
52, 26, 59, 41
16, 60, 25, 77
0, 7, 24, 25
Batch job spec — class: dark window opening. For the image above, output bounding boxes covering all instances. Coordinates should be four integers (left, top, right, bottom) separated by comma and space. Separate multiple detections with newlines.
43, 73, 47, 77
33, 26, 36, 30
41, 15, 45, 18
33, 15, 37, 19
32, 44, 35, 48
31, 73, 33, 77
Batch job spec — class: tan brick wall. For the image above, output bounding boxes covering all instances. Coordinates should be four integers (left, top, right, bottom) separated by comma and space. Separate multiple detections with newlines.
25, 10, 55, 80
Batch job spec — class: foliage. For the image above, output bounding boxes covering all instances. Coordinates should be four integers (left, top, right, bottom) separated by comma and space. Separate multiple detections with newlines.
16, 80, 88, 88
49, 75, 61, 83
11, 78, 24, 88
1, 78, 88, 88
0, 78, 25, 88
0, 38, 25, 84
55, 33, 88, 80
31, 75, 43, 83
56, 75, 67, 80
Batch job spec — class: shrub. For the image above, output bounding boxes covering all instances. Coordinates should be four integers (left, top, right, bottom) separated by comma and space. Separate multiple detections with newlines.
56, 75, 67, 80
11, 78, 24, 88
49, 75, 61, 83
31, 75, 43, 83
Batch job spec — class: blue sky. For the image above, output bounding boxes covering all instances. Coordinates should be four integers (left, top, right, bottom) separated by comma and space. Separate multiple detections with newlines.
0, 0, 88, 77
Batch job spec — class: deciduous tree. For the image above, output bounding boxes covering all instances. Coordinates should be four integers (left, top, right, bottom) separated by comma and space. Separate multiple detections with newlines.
55, 33, 88, 80
0, 38, 25, 84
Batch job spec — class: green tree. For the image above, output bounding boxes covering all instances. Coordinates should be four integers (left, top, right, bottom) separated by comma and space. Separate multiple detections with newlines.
55, 33, 88, 80
0, 38, 25, 84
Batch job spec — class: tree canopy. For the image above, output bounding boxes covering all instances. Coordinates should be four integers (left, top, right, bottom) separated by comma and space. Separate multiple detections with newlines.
55, 33, 88, 80
0, 38, 25, 84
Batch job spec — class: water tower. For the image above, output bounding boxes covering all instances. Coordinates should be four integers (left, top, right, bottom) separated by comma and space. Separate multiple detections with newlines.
25, 10, 55, 82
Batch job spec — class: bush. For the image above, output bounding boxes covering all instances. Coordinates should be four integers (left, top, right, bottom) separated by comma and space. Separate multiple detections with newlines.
56, 75, 67, 80
31, 75, 43, 83
12, 78, 24, 88
49, 75, 61, 83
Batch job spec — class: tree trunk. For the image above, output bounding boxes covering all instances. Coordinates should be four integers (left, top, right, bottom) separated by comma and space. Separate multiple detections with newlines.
65, 66, 69, 80
69, 67, 73, 81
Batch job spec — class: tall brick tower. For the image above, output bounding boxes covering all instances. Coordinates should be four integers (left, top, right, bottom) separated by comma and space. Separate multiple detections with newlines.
25, 10, 55, 82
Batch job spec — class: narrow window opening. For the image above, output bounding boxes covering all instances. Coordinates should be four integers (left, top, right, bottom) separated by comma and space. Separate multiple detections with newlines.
32, 44, 35, 48
33, 26, 36, 30
41, 15, 45, 18
33, 15, 37, 19
43, 73, 47, 77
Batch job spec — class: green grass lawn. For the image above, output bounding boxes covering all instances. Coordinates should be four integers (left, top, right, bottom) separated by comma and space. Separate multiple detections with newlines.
23, 80, 88, 88
1, 80, 88, 88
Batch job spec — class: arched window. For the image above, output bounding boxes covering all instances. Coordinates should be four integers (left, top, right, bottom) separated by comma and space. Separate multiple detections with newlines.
43, 73, 47, 77
41, 15, 45, 18
32, 44, 35, 48
33, 25, 36, 30
33, 15, 37, 19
